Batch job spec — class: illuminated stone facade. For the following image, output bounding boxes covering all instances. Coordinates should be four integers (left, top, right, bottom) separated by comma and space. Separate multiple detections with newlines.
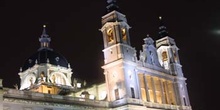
0, 1, 192, 110
99, 8, 191, 109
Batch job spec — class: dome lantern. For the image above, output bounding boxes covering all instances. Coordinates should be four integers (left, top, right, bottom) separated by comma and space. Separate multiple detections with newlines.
39, 25, 51, 50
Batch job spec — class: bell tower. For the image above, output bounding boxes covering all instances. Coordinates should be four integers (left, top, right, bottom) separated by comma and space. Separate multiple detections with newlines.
156, 16, 183, 76
156, 16, 191, 107
100, 0, 135, 64
100, 0, 138, 101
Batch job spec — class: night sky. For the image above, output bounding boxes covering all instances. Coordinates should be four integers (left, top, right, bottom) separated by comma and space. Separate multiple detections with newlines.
0, 0, 219, 109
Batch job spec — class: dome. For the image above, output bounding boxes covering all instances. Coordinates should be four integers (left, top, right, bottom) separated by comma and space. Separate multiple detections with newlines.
22, 48, 69, 71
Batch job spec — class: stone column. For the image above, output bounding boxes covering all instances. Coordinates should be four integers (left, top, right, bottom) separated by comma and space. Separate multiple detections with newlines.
47, 68, 50, 83
164, 81, 170, 104
104, 71, 111, 101
172, 81, 179, 105
159, 79, 165, 104
134, 69, 141, 99
151, 77, 157, 103
183, 83, 191, 106
144, 74, 150, 102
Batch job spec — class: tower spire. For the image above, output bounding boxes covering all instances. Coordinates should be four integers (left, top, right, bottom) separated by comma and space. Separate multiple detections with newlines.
106, 0, 119, 13
39, 25, 51, 50
158, 16, 169, 38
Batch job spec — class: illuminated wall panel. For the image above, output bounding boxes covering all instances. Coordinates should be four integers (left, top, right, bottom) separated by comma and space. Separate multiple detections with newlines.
138, 74, 147, 101
154, 77, 162, 104
146, 76, 154, 102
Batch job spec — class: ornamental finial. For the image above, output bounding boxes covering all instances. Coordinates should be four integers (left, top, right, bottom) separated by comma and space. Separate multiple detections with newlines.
159, 16, 162, 20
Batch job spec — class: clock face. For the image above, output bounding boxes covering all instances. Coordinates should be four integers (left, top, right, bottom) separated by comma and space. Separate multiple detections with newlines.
107, 28, 114, 42
121, 28, 127, 40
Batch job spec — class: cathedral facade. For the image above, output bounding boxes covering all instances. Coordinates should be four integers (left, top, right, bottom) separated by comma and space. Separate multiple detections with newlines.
0, 1, 192, 110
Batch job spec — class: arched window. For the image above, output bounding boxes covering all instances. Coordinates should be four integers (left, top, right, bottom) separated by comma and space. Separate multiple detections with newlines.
162, 51, 168, 61
131, 87, 135, 98
50, 73, 66, 85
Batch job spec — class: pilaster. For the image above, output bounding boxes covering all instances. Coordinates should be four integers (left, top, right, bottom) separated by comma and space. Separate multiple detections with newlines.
151, 77, 157, 103
164, 81, 170, 104
159, 79, 165, 104
144, 74, 150, 102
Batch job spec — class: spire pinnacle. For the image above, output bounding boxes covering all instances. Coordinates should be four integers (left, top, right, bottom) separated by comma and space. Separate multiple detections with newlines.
158, 16, 169, 38
41, 24, 49, 38
106, 0, 119, 13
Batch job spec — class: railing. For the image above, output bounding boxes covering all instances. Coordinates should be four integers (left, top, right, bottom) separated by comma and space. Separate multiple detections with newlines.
111, 98, 192, 110
3, 89, 109, 108
3, 89, 192, 110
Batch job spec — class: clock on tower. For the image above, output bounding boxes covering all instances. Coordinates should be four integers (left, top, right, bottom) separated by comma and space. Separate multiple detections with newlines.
107, 28, 114, 43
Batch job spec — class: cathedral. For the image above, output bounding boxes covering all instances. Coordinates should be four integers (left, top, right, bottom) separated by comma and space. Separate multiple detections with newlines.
0, 0, 192, 110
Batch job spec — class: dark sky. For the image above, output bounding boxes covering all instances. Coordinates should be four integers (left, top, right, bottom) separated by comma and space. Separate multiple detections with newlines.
0, 0, 219, 109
